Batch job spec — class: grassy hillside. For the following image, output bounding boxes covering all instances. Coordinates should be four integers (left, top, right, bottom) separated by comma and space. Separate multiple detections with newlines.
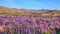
0, 6, 60, 18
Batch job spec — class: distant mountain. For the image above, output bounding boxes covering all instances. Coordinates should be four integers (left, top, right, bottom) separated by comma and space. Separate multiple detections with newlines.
0, 6, 60, 17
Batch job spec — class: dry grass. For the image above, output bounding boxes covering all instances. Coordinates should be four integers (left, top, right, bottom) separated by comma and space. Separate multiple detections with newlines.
0, 6, 60, 17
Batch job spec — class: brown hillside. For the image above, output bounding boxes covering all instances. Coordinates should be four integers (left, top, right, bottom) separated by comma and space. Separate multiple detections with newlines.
0, 6, 60, 17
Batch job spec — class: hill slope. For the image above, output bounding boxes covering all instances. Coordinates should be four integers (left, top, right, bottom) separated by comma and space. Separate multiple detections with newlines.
0, 6, 60, 17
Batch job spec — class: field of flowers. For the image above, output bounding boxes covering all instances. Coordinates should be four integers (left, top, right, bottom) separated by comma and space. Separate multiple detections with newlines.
0, 16, 60, 34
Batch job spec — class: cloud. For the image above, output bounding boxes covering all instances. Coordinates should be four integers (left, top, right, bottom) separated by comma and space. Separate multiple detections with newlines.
30, 0, 46, 7
47, 1, 60, 9
48, 2, 58, 7
21, 0, 49, 9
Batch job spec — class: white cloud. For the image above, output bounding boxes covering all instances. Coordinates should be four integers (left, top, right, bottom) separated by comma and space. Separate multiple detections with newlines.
30, 0, 46, 6
30, 0, 51, 9
48, 2, 58, 7
21, 0, 49, 8
47, 1, 60, 9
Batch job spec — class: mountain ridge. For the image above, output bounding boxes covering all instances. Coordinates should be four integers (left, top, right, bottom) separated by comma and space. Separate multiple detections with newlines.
0, 6, 60, 17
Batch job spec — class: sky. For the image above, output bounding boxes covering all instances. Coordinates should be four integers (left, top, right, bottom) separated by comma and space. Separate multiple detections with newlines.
0, 0, 60, 10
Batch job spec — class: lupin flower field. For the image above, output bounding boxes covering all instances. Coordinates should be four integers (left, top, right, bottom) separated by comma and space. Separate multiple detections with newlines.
0, 6, 60, 34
